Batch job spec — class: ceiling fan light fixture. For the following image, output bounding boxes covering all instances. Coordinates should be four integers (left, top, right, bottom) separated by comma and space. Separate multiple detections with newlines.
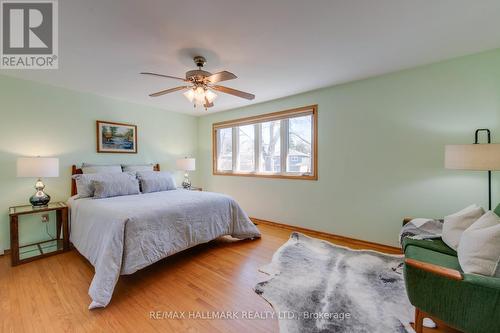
142, 56, 254, 110
193, 86, 206, 105
184, 86, 209, 106
205, 89, 217, 103
183, 89, 195, 103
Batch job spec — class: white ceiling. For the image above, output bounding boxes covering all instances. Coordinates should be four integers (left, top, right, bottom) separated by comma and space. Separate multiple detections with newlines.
2, 0, 500, 116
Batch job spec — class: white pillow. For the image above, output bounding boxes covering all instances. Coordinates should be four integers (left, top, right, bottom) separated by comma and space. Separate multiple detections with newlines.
93, 178, 140, 199
121, 164, 154, 172
82, 163, 122, 168
136, 171, 176, 193
442, 204, 484, 250
82, 165, 122, 174
458, 211, 500, 277
72, 172, 136, 198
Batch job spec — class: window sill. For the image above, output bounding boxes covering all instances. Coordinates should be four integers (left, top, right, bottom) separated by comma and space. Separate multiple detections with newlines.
212, 171, 318, 180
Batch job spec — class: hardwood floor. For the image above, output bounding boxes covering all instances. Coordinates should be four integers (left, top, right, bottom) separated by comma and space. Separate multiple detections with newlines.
0, 223, 460, 333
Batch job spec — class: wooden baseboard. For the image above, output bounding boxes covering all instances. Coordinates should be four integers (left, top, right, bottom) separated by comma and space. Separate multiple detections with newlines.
250, 217, 402, 254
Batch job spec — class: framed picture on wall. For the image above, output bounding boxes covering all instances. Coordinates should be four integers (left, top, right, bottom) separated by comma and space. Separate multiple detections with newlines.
96, 120, 137, 153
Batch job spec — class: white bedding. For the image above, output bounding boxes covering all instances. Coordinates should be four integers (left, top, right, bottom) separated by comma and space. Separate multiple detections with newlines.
67, 190, 261, 309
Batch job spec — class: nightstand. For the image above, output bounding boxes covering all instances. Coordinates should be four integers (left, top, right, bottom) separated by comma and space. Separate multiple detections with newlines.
178, 186, 203, 191
9, 202, 69, 266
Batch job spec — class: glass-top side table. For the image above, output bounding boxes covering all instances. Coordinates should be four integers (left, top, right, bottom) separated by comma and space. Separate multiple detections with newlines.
9, 202, 69, 266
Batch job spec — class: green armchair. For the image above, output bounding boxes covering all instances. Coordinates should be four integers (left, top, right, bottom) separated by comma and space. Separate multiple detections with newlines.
402, 204, 500, 333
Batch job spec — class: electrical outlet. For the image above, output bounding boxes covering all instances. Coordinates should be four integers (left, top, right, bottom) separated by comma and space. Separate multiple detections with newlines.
41, 214, 49, 223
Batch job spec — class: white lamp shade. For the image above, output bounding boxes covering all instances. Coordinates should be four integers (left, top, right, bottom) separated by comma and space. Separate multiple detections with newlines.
205, 89, 217, 103
17, 157, 59, 178
176, 158, 196, 171
183, 89, 195, 103
445, 144, 500, 171
183, 88, 217, 106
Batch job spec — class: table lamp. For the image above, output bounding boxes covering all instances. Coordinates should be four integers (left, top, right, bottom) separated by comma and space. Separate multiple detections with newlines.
445, 129, 500, 210
176, 157, 196, 189
17, 157, 59, 207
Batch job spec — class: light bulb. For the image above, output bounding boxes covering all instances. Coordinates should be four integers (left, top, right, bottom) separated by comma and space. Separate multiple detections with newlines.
205, 89, 217, 103
193, 86, 206, 105
183, 86, 216, 107
183, 89, 195, 102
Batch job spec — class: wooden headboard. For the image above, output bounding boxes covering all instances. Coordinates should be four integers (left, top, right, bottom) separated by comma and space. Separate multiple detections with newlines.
71, 164, 160, 196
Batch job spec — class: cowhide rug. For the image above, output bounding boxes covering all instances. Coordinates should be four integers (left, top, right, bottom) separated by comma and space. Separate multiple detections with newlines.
255, 232, 416, 333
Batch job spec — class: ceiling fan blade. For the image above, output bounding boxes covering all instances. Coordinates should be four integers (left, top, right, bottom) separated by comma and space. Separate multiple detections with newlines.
140, 72, 187, 81
212, 85, 255, 100
206, 71, 237, 83
149, 86, 188, 97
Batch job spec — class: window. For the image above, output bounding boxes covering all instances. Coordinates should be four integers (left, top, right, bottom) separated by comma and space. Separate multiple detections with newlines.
237, 124, 255, 172
213, 105, 317, 180
217, 127, 232, 171
287, 115, 312, 173
260, 120, 281, 173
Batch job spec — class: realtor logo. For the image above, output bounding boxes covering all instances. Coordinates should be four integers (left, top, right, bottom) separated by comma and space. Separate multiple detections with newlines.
1, 0, 58, 69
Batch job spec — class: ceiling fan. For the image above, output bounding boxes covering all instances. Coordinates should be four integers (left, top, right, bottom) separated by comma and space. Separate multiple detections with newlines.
141, 56, 255, 110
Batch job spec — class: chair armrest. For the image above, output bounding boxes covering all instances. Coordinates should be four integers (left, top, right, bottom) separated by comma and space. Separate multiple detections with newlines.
402, 217, 413, 226
405, 258, 463, 281
464, 273, 500, 290
402, 217, 442, 226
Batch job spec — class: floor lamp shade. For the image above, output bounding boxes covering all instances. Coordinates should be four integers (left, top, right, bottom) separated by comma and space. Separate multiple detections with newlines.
445, 144, 500, 171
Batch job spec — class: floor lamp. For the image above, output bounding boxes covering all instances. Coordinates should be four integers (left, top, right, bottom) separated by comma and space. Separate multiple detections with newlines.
445, 129, 500, 210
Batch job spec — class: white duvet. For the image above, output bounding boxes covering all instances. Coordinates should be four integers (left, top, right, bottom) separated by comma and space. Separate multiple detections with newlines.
67, 190, 261, 309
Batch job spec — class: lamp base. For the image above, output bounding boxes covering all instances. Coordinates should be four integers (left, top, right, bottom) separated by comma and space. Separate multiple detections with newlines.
30, 191, 51, 207
29, 179, 51, 207
182, 172, 191, 189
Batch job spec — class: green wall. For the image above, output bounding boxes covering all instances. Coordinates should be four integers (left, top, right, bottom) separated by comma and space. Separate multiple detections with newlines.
197, 49, 500, 247
1, 48, 499, 252
0, 75, 198, 252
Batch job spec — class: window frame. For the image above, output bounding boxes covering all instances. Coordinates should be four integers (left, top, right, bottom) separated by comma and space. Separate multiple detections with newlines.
212, 105, 318, 180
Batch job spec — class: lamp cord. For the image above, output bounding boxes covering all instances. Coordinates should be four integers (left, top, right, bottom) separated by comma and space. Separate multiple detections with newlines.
45, 222, 55, 240
474, 128, 492, 210
474, 128, 491, 144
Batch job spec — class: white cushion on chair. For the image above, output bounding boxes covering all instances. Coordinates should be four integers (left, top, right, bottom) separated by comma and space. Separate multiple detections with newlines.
442, 204, 484, 250
458, 211, 500, 277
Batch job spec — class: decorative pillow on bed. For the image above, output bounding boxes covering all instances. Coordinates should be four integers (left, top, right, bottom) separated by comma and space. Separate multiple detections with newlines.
458, 211, 500, 277
92, 178, 140, 199
442, 204, 484, 250
121, 164, 154, 172
72, 172, 136, 198
136, 171, 176, 193
81, 164, 122, 174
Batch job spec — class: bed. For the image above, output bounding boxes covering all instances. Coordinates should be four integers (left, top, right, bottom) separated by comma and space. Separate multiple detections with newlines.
67, 165, 261, 309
